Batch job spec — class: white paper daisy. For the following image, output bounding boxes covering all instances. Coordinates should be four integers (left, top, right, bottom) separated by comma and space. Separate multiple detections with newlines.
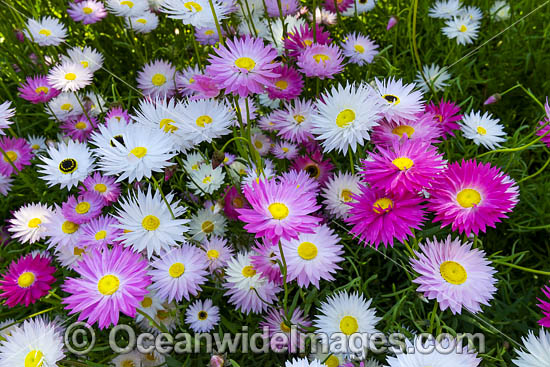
185, 298, 220, 332
47, 61, 92, 92
105, 0, 149, 16
428, 0, 462, 19
513, 329, 550, 367
175, 99, 234, 145
188, 208, 227, 241
442, 16, 480, 45
414, 64, 451, 93
460, 110, 506, 150
46, 92, 83, 121
375, 77, 425, 123
187, 164, 226, 196
62, 46, 104, 73
126, 11, 159, 34
24, 16, 67, 46
136, 59, 177, 98
7, 203, 53, 244
0, 100, 15, 134
160, 0, 229, 28
321, 172, 361, 219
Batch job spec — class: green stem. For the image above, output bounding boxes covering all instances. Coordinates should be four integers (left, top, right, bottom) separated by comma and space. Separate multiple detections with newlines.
220, 136, 251, 152
208, 0, 225, 45
493, 261, 550, 276
477, 121, 550, 158
348, 146, 355, 175
0, 145, 20, 174
427, 301, 438, 334
149, 174, 175, 219
277, 241, 289, 317
518, 156, 550, 183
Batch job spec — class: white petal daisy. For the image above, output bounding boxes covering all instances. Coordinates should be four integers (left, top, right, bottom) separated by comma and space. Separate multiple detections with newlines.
126, 11, 159, 33
428, 0, 462, 19
7, 203, 53, 244
24, 16, 67, 46
414, 64, 451, 93
185, 298, 220, 332
0, 174, 13, 196
136, 59, 177, 98
105, 0, 149, 16
135, 288, 165, 323
188, 208, 227, 241
513, 329, 550, 367
46, 92, 83, 121
0, 100, 15, 134
62, 46, 104, 73
490, 1, 510, 21
375, 78, 425, 123
160, 0, 229, 27
187, 164, 226, 196
321, 172, 361, 219
47, 61, 92, 92
285, 357, 324, 367
342, 0, 377, 16
43, 205, 82, 250
460, 110, 506, 150
111, 350, 142, 367
442, 16, 480, 45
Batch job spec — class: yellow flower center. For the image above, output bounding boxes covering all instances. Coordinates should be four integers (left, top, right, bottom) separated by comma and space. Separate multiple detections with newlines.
130, 146, 147, 158
142, 215, 160, 231
293, 114, 305, 124
94, 183, 107, 193
392, 157, 414, 170
336, 109, 355, 128
324, 355, 340, 367
196, 115, 213, 127
282, 147, 289, 152
313, 54, 330, 63
392, 125, 415, 138
24, 350, 44, 367
94, 230, 107, 240
297, 241, 318, 260
59, 158, 78, 174
39, 29, 51, 36
184, 1, 203, 11
28, 218, 42, 228
275, 80, 288, 90
382, 94, 400, 105
159, 118, 178, 133
203, 176, 212, 184
198, 311, 208, 320
339, 315, 359, 335
341, 189, 353, 202
268, 202, 289, 220
65, 72, 77, 81
280, 322, 291, 333
235, 57, 256, 71
201, 220, 214, 233
136, 18, 147, 24
74, 247, 85, 256
75, 201, 90, 214
32, 144, 40, 150
75, 121, 87, 130
372, 197, 393, 214
207, 249, 220, 259
82, 6, 93, 14
35, 86, 49, 94
98, 274, 120, 296
254, 140, 263, 149
17, 272, 35, 288
121, 360, 135, 367
304, 39, 313, 46
141, 297, 153, 308
3, 150, 17, 163
242, 265, 256, 277
81, 60, 89, 68
354, 44, 365, 53
456, 188, 482, 208
205, 29, 215, 35
62, 220, 79, 234
60, 103, 73, 111
459, 24, 468, 32
476, 126, 487, 135
120, 0, 134, 8
169, 262, 185, 278
440, 261, 468, 285
151, 73, 166, 86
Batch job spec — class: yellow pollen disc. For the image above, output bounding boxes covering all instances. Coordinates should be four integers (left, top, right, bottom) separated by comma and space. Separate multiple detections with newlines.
3, 150, 17, 163
293, 114, 305, 124
35, 86, 49, 94
233, 197, 244, 208
142, 215, 160, 231
242, 265, 256, 277
136, 18, 147, 24
205, 29, 215, 35
456, 188, 482, 208
325, 355, 340, 367
354, 44, 365, 53
130, 146, 147, 158
476, 126, 487, 135
235, 57, 256, 71
17, 272, 35, 288
282, 147, 289, 152
254, 140, 263, 149
440, 261, 468, 285
203, 176, 212, 184
145, 353, 156, 361
28, 218, 42, 228
275, 80, 288, 90
189, 78, 195, 83
268, 202, 289, 220
75, 201, 90, 214
94, 230, 107, 240
120, 0, 134, 8
198, 311, 208, 320
60, 103, 73, 111
382, 94, 400, 105
297, 241, 318, 260
121, 360, 135, 367
151, 73, 166, 86
80, 60, 89, 68
24, 350, 44, 367
184, 1, 203, 11
304, 39, 313, 46
39, 29, 51, 36
207, 249, 220, 259
392, 125, 415, 138
336, 109, 356, 128
280, 322, 291, 333
98, 274, 120, 296
313, 54, 330, 63
191, 164, 199, 171
459, 24, 468, 32
160, 118, 178, 133
65, 72, 77, 81
62, 221, 79, 234
196, 115, 213, 127
169, 262, 185, 278
75, 121, 87, 130
201, 220, 214, 233
32, 144, 40, 150
372, 197, 393, 214
82, 6, 93, 14
392, 157, 414, 170
141, 297, 153, 308
341, 189, 353, 202
94, 183, 107, 193
73, 247, 85, 256
339, 315, 359, 335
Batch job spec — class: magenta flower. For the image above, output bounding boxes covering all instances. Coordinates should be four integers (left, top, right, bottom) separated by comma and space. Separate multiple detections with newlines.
187, 74, 221, 100
297, 43, 345, 79
284, 24, 331, 58
67, 0, 107, 24
61, 192, 104, 224
80, 172, 121, 204
60, 114, 98, 142
323, 0, 353, 13
371, 112, 443, 146
279, 168, 320, 195
251, 240, 283, 285
345, 184, 426, 248
291, 149, 334, 185
428, 159, 519, 236
223, 185, 250, 220
206, 36, 280, 97
387, 15, 398, 30
538, 281, 550, 327
237, 178, 321, 245
17, 75, 60, 104
483, 93, 501, 105
361, 138, 446, 195
535, 97, 550, 148
425, 99, 463, 139
0, 137, 33, 176
266, 65, 304, 100
0, 252, 56, 307
79, 215, 123, 251
62, 246, 151, 329
105, 106, 131, 125
259, 307, 312, 353
265, 0, 299, 16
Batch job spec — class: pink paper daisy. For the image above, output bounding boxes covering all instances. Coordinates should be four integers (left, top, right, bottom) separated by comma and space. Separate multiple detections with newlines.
284, 24, 331, 58
259, 307, 312, 353
297, 43, 345, 79
425, 99, 463, 139
60, 114, 98, 142
105, 106, 131, 125
0, 136, 33, 176
428, 159, 519, 236
200, 236, 235, 273
251, 239, 283, 285
187, 74, 221, 100
61, 192, 104, 224
410, 235, 497, 314
67, 0, 107, 24
371, 112, 443, 146
237, 178, 322, 245
535, 97, 550, 148
0, 252, 56, 307
279, 168, 320, 195
265, 0, 300, 16
17, 75, 61, 104
62, 246, 151, 329
323, 0, 353, 12
80, 172, 121, 204
345, 184, 427, 248
136, 59, 177, 98
79, 215, 123, 251
206, 36, 280, 98
223, 185, 250, 220
195, 26, 225, 46
291, 149, 334, 185
266, 65, 304, 100
272, 98, 315, 143
538, 282, 550, 327
361, 138, 446, 195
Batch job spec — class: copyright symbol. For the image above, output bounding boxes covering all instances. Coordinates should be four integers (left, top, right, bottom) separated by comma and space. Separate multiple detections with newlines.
64, 322, 96, 355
